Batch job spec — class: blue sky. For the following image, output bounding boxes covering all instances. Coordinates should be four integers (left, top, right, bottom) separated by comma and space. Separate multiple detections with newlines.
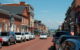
0, 0, 73, 29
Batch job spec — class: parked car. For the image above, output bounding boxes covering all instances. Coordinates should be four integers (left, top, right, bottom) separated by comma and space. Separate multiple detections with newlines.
52, 31, 70, 50
0, 32, 16, 46
40, 34, 48, 39
27, 32, 34, 40
21, 32, 26, 41
25, 32, 31, 40
0, 37, 2, 48
59, 38, 80, 50
30, 33, 35, 39
15, 32, 26, 42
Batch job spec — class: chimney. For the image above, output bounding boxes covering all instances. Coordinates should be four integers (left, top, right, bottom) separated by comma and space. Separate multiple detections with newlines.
20, 2, 25, 5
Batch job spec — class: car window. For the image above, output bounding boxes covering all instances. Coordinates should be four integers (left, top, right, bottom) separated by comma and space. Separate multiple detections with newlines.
31, 34, 34, 35
55, 32, 70, 37
25, 33, 29, 34
41, 34, 47, 35
15, 33, 21, 35
0, 32, 9, 36
22, 33, 24, 35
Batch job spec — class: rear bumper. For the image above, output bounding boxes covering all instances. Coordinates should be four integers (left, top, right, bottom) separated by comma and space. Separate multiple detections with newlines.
16, 38, 21, 41
25, 37, 29, 40
40, 37, 47, 39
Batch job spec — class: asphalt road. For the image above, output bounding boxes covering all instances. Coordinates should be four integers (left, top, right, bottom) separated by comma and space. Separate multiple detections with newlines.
1, 37, 53, 50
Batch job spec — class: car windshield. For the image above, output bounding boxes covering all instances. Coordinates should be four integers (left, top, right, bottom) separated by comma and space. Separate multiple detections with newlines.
55, 32, 70, 37
25, 33, 29, 34
0, 32, 9, 36
41, 34, 47, 35
31, 33, 34, 35
15, 33, 21, 35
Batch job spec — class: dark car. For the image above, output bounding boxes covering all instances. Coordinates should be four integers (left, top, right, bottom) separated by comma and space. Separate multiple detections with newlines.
0, 37, 2, 48
52, 31, 70, 50
60, 38, 80, 50
0, 32, 16, 46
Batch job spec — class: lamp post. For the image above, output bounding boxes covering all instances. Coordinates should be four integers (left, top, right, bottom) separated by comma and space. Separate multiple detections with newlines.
10, 15, 14, 32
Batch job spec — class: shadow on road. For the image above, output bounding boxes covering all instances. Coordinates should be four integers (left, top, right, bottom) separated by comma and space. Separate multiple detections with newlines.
48, 46, 56, 50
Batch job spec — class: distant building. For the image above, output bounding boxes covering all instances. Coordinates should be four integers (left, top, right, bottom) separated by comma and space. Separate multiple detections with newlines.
48, 29, 56, 37
34, 20, 48, 35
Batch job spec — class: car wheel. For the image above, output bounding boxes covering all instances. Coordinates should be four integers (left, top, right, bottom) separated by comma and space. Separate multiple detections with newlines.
24, 38, 26, 42
60, 41, 76, 50
20, 38, 23, 42
13, 41, 16, 44
7, 41, 11, 46
26, 39, 29, 41
0, 43, 2, 48
53, 45, 56, 50
59, 47, 63, 50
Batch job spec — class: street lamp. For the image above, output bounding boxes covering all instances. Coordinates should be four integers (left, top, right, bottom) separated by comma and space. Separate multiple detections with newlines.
10, 15, 14, 31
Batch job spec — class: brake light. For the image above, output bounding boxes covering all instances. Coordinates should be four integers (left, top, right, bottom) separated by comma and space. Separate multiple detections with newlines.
70, 32, 74, 36
0, 38, 2, 42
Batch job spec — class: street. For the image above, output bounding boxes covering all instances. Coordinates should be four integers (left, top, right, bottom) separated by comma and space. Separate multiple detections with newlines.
1, 37, 53, 50
0, 0, 79, 50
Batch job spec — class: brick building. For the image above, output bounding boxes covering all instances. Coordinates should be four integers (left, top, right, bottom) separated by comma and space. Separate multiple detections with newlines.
34, 20, 48, 35
63, 0, 80, 35
0, 9, 22, 32
0, 2, 34, 32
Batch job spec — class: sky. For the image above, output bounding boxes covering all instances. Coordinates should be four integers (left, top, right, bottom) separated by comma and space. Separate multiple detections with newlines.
0, 0, 73, 29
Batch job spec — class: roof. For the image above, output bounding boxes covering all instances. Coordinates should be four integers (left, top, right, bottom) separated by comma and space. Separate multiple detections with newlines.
0, 5, 25, 14
0, 5, 25, 20
0, 9, 10, 15
0, 9, 22, 20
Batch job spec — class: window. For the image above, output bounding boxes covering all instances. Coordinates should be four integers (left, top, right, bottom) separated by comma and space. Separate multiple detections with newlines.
15, 33, 21, 35
0, 24, 2, 32
4, 24, 8, 31
0, 32, 9, 36
25, 33, 29, 34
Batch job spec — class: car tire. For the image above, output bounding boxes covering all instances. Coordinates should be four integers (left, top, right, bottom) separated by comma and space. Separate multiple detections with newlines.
7, 41, 11, 46
59, 47, 63, 50
13, 41, 16, 44
24, 38, 26, 42
0, 43, 2, 48
20, 38, 22, 42
26, 39, 29, 41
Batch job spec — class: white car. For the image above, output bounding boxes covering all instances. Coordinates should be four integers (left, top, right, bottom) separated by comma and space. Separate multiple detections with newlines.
15, 32, 26, 42
21, 32, 26, 41
40, 34, 48, 39
25, 32, 31, 40
31, 33, 35, 39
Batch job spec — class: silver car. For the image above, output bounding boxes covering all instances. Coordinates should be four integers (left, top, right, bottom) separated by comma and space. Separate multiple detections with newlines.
0, 32, 16, 46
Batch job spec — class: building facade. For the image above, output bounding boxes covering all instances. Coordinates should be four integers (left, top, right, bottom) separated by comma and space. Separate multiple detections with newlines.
34, 20, 48, 35
62, 0, 80, 35
0, 2, 34, 33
